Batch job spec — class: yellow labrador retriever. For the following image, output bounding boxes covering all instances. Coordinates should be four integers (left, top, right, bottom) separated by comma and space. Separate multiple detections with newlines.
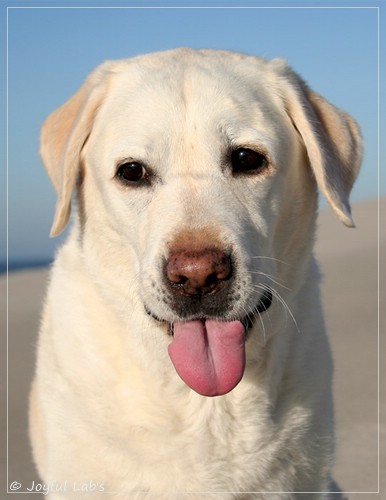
30, 48, 362, 499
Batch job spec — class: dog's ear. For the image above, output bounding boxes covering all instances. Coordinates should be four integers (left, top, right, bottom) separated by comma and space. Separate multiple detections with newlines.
40, 64, 111, 237
274, 61, 363, 227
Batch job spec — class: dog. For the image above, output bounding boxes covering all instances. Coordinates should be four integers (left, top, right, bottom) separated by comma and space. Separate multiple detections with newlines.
29, 48, 362, 499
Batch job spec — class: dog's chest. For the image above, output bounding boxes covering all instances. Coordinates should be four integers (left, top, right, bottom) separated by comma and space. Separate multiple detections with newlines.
102, 384, 270, 493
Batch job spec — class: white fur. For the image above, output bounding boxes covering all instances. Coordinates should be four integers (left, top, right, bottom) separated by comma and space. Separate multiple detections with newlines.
30, 48, 362, 499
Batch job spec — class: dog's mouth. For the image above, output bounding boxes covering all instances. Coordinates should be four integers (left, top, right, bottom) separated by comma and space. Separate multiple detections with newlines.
145, 291, 272, 397
145, 290, 272, 335
241, 289, 273, 331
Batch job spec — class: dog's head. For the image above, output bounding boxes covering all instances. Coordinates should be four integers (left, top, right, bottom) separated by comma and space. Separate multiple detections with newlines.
41, 49, 362, 396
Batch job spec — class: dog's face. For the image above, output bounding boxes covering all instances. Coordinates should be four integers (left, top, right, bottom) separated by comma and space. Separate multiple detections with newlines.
41, 49, 362, 396
84, 53, 299, 320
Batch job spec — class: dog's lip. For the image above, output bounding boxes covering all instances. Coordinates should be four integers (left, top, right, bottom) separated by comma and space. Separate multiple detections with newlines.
242, 289, 273, 330
145, 290, 272, 336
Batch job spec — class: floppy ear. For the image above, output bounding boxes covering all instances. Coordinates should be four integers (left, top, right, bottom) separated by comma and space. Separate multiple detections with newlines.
275, 62, 363, 227
40, 65, 110, 237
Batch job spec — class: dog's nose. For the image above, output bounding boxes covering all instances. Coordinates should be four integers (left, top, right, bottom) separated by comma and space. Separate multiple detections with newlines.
166, 248, 232, 296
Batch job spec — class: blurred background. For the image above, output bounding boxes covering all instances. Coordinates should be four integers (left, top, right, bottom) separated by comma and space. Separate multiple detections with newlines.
0, 1, 382, 271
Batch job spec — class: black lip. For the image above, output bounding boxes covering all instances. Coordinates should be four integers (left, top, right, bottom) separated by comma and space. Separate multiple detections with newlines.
144, 306, 174, 335
144, 306, 165, 324
144, 290, 272, 335
241, 290, 273, 331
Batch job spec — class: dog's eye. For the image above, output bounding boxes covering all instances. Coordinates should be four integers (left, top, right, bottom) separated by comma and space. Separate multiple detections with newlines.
116, 162, 148, 184
231, 148, 268, 174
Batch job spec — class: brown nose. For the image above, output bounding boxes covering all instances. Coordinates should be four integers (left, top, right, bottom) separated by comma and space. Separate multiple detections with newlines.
166, 248, 232, 297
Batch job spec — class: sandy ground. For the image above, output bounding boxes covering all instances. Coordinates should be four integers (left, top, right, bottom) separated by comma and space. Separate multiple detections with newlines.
1, 198, 384, 499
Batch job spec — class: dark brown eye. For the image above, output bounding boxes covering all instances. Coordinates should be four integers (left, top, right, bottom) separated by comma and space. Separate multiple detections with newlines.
116, 162, 147, 184
231, 148, 268, 174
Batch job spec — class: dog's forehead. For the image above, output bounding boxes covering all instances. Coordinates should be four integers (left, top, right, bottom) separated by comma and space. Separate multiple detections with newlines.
111, 48, 278, 91
102, 50, 283, 124
89, 50, 291, 166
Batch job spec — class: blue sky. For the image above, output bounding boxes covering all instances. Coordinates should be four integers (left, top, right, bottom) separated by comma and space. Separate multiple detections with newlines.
1, 1, 382, 263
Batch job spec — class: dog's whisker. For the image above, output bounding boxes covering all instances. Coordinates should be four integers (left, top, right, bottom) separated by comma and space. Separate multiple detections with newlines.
251, 283, 300, 334
250, 256, 288, 266
249, 271, 290, 290
251, 306, 267, 345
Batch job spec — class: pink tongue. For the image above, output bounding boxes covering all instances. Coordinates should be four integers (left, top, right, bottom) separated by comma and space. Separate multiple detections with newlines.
168, 320, 246, 397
